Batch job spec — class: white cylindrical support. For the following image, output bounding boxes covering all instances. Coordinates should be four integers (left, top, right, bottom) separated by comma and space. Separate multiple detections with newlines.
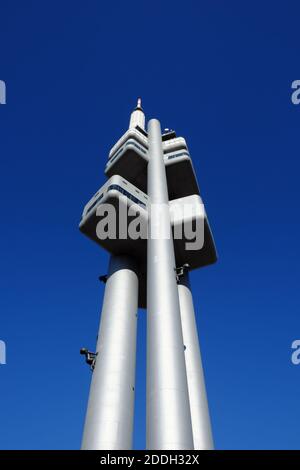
81, 255, 138, 450
178, 272, 214, 450
146, 118, 194, 450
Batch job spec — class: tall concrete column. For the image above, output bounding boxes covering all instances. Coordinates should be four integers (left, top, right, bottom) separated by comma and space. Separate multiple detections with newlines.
178, 272, 214, 450
81, 255, 138, 450
146, 119, 194, 450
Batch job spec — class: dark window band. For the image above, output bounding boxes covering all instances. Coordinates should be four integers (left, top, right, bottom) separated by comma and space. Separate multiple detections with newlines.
107, 184, 146, 208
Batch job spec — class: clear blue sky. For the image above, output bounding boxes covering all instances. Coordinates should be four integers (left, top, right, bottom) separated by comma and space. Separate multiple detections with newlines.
1, 0, 300, 450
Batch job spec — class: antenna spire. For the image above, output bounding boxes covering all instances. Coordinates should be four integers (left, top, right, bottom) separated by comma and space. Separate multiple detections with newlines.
129, 97, 145, 130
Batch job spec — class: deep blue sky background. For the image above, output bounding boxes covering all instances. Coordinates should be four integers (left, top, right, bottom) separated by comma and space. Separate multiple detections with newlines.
1, 0, 300, 450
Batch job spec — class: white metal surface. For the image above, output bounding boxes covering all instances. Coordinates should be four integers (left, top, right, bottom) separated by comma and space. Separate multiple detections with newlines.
146, 118, 194, 450
80, 174, 148, 221
163, 136, 188, 154
178, 272, 214, 449
81, 255, 138, 450
108, 128, 148, 160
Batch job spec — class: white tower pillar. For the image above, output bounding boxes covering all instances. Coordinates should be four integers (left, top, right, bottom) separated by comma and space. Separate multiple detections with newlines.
81, 255, 138, 450
146, 118, 194, 450
178, 272, 214, 449
129, 98, 145, 130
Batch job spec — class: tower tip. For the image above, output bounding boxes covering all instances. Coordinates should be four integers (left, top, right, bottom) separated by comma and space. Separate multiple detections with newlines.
136, 97, 142, 110
129, 97, 145, 130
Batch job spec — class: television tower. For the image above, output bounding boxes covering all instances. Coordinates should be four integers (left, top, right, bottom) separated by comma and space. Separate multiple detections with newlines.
79, 99, 217, 450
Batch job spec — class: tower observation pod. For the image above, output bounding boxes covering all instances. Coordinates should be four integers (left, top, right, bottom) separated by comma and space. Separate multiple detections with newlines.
79, 99, 217, 450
